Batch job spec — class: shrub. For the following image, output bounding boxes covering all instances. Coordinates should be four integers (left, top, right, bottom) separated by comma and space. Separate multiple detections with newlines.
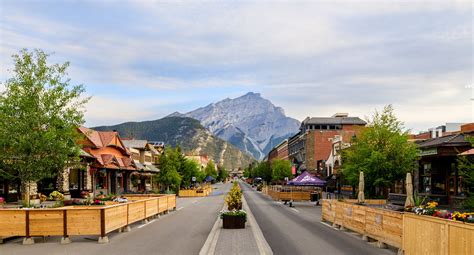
225, 182, 243, 211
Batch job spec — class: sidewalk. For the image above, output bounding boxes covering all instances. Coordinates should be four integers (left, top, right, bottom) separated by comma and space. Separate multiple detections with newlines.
200, 184, 273, 255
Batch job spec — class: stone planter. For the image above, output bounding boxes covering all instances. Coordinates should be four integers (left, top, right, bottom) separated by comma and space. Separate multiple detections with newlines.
222, 214, 246, 229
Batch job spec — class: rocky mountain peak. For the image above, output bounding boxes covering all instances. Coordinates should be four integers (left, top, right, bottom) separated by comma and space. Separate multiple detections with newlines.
182, 92, 300, 159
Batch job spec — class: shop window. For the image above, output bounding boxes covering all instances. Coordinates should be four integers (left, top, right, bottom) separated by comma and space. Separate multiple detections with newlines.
431, 175, 446, 195
69, 169, 79, 190
422, 163, 431, 175
96, 171, 107, 190
0, 182, 4, 194
421, 176, 431, 193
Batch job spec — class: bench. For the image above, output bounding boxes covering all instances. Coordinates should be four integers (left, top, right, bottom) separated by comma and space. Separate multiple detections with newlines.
384, 193, 407, 211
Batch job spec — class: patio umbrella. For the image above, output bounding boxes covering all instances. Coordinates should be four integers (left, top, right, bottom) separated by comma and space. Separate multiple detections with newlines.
358, 171, 365, 203
405, 172, 415, 208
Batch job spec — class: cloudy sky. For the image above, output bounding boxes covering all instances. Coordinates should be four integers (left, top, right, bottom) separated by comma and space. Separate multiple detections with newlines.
0, 1, 472, 132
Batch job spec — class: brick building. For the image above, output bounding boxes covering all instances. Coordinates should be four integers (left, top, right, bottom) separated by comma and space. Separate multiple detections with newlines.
288, 113, 366, 176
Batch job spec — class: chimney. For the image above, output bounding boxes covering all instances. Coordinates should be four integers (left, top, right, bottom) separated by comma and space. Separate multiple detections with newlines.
332, 113, 349, 118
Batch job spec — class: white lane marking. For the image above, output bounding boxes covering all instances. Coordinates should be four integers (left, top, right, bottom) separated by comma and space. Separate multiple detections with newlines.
177, 207, 184, 211
290, 208, 299, 213
137, 219, 156, 229
320, 221, 333, 228
192, 200, 198, 204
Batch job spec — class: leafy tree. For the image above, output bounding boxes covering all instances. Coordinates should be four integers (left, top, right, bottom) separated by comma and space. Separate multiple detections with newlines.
254, 161, 272, 183
204, 160, 217, 178
155, 146, 182, 192
271, 159, 293, 182
217, 165, 228, 181
179, 158, 200, 188
341, 105, 419, 197
458, 136, 474, 210
0, 49, 88, 205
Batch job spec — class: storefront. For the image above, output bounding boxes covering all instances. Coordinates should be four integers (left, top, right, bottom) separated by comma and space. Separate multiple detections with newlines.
417, 133, 471, 207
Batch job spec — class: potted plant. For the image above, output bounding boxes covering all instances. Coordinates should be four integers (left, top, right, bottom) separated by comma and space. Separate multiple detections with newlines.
221, 182, 246, 229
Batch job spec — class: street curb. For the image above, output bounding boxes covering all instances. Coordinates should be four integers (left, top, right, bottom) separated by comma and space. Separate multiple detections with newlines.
199, 195, 227, 255
242, 189, 274, 255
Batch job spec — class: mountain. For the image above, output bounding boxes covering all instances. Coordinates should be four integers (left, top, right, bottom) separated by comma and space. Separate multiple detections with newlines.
177, 92, 300, 159
93, 116, 255, 170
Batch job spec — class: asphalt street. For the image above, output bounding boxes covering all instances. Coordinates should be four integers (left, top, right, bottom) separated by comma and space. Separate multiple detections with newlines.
241, 182, 395, 255
0, 183, 231, 255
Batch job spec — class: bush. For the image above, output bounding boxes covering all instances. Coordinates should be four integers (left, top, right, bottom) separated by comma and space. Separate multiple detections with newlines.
225, 182, 243, 211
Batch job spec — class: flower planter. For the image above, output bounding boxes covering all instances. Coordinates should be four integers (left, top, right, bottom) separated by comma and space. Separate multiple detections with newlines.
222, 214, 246, 229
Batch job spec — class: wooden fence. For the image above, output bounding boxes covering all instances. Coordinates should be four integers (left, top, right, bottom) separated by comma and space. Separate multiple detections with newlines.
321, 199, 403, 249
0, 194, 176, 244
178, 186, 212, 197
265, 185, 320, 202
403, 213, 474, 255
322, 199, 474, 254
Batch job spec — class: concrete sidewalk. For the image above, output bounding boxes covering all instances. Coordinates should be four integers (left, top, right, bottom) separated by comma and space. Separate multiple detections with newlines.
200, 183, 273, 255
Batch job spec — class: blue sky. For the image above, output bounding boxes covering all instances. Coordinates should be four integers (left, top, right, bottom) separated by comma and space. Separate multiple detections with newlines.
0, 1, 472, 132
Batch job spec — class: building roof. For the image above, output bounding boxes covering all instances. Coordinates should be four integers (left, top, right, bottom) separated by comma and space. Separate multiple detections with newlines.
123, 139, 148, 149
302, 117, 366, 126
417, 133, 470, 149
459, 148, 474, 156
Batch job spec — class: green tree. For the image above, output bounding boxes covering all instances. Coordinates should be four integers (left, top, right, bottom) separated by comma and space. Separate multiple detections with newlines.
155, 146, 182, 192
271, 159, 293, 182
341, 105, 419, 197
254, 161, 272, 183
217, 165, 228, 181
179, 158, 200, 188
0, 49, 89, 205
204, 160, 217, 179
458, 136, 474, 210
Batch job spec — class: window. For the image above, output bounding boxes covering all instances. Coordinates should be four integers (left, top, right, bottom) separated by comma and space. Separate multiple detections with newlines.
431, 175, 446, 195
96, 170, 107, 190
0, 182, 4, 194
329, 125, 335, 130
422, 176, 431, 193
423, 163, 431, 175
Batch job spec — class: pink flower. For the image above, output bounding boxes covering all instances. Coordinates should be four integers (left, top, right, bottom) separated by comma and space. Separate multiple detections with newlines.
0, 197, 5, 204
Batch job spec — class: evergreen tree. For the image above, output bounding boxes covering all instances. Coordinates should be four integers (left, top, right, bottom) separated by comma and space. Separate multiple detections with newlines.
204, 160, 218, 179
155, 146, 182, 192
458, 136, 474, 210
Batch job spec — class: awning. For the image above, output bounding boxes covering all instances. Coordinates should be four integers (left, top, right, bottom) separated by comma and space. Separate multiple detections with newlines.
146, 165, 160, 173
287, 171, 326, 186
459, 148, 474, 156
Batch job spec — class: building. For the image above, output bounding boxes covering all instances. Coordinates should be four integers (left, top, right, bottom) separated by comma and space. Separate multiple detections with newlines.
288, 113, 366, 176
122, 139, 161, 192
415, 123, 473, 207
276, 139, 289, 160
78, 127, 137, 196
185, 154, 210, 171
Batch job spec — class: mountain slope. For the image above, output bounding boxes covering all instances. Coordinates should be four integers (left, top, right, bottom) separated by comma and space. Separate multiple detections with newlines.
93, 116, 255, 170
180, 92, 300, 159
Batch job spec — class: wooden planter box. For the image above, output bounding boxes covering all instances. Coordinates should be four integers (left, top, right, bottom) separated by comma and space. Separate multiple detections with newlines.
222, 214, 246, 229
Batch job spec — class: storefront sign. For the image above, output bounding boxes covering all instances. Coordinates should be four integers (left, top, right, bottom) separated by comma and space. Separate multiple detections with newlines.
419, 148, 437, 156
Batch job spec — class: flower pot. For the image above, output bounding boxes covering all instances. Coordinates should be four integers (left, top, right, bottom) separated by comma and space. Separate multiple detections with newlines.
222, 214, 246, 229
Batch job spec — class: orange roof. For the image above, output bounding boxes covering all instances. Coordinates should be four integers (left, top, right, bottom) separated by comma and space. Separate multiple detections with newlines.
459, 149, 474, 156
79, 126, 135, 170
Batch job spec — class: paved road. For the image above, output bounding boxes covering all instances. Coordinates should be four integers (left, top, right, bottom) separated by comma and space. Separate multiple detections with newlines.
241, 182, 395, 255
0, 183, 231, 255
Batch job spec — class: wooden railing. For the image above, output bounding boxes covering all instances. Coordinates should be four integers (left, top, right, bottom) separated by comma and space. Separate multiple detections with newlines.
322, 199, 474, 254
178, 186, 212, 197
265, 185, 320, 202
403, 213, 474, 255
0, 194, 176, 244
321, 199, 403, 249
